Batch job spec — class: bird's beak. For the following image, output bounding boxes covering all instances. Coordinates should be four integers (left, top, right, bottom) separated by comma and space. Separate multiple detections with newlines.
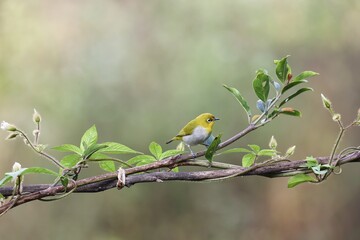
214, 117, 220, 121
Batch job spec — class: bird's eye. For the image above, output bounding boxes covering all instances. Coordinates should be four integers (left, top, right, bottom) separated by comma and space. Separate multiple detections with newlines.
207, 118, 212, 123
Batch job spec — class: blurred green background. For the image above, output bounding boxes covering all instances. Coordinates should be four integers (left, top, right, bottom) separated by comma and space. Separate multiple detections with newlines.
0, 0, 359, 239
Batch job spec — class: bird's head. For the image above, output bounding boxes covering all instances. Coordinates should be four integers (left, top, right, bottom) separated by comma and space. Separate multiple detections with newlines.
196, 113, 220, 129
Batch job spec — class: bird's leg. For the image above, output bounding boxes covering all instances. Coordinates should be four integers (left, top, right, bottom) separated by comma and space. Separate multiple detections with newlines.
186, 144, 196, 159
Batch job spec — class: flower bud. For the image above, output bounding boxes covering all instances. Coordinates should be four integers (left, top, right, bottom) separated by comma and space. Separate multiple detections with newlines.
287, 73, 293, 81
285, 146, 296, 157
33, 109, 41, 123
332, 113, 341, 122
1, 121, 17, 132
269, 136, 277, 149
12, 162, 22, 172
321, 94, 332, 109
256, 100, 265, 112
273, 81, 281, 92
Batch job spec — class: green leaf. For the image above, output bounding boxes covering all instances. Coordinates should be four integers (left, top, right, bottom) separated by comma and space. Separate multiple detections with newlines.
22, 167, 59, 176
52, 144, 83, 155
223, 85, 251, 117
127, 155, 156, 165
99, 161, 116, 172
305, 156, 318, 168
4, 167, 59, 179
220, 148, 252, 154
288, 173, 316, 188
279, 109, 302, 117
248, 144, 260, 153
0, 175, 12, 187
279, 87, 313, 107
82, 144, 108, 159
149, 142, 162, 160
311, 165, 328, 175
281, 80, 308, 94
60, 176, 69, 187
61, 154, 81, 168
160, 150, 184, 160
275, 55, 290, 83
97, 142, 141, 154
205, 134, 222, 162
258, 149, 277, 157
242, 153, 256, 167
293, 71, 319, 82
0, 193, 4, 199
172, 167, 179, 173
253, 70, 270, 102
80, 125, 98, 151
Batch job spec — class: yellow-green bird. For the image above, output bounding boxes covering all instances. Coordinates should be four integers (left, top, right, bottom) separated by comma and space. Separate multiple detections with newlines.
166, 113, 219, 155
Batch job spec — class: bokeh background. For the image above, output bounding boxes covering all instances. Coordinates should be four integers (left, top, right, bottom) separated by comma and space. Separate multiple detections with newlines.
0, 0, 359, 239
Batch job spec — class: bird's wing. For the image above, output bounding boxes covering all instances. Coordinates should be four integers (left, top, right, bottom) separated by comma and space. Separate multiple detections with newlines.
176, 119, 196, 137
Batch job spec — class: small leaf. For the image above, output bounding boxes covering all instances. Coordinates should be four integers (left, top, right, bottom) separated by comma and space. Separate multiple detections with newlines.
242, 153, 256, 167
160, 150, 184, 160
248, 144, 260, 153
311, 165, 328, 175
4, 167, 59, 181
99, 161, 116, 172
60, 176, 69, 187
205, 134, 222, 162
127, 155, 156, 165
52, 144, 83, 155
20, 167, 59, 176
279, 108, 302, 117
149, 142, 162, 160
220, 148, 252, 154
61, 154, 81, 168
258, 149, 277, 157
172, 167, 179, 173
223, 85, 251, 118
279, 87, 313, 107
305, 156, 318, 168
0, 175, 12, 187
98, 142, 142, 154
287, 173, 316, 188
80, 125, 98, 151
82, 144, 108, 159
253, 70, 270, 102
293, 71, 319, 82
281, 79, 308, 94
275, 55, 290, 83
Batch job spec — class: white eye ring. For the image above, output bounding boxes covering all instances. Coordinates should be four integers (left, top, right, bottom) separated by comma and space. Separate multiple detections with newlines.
207, 118, 212, 123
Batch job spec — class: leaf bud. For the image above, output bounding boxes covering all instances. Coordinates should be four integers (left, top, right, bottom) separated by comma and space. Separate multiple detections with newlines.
33, 109, 41, 123
285, 145, 296, 157
269, 136, 277, 149
321, 94, 332, 109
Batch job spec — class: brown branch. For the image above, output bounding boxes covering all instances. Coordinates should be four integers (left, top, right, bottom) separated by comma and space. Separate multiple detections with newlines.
0, 121, 358, 215
1, 150, 359, 212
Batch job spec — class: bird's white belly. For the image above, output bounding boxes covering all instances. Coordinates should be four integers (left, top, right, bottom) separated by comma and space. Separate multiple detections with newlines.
182, 126, 210, 146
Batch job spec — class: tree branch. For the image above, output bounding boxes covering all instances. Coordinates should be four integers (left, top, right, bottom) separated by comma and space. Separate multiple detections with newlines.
1, 150, 359, 213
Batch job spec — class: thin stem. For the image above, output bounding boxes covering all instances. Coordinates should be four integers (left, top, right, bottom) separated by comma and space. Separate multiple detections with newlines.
17, 130, 64, 169
328, 121, 345, 166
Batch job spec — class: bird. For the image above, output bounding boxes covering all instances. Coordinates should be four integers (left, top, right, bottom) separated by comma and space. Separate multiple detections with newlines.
166, 113, 219, 156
